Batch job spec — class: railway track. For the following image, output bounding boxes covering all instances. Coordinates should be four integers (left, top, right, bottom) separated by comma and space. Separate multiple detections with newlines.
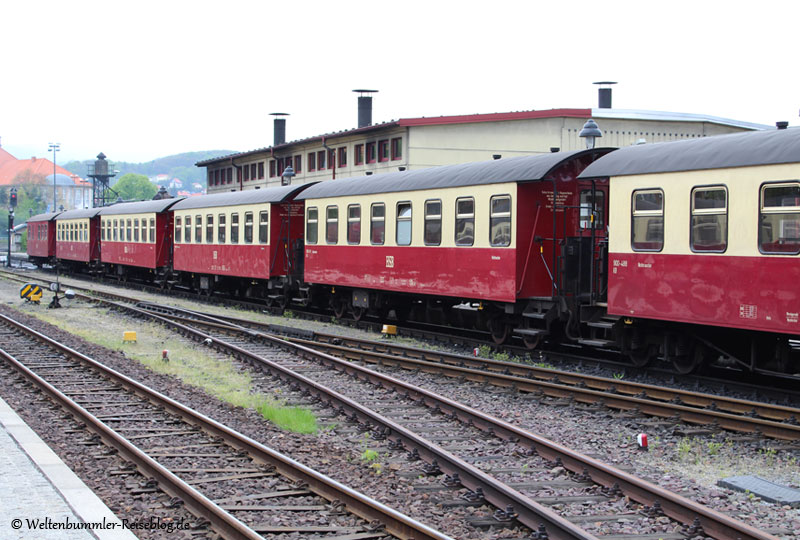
114, 300, 781, 540
0, 312, 451, 540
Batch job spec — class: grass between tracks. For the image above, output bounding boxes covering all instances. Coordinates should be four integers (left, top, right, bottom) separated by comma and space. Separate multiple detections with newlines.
20, 301, 318, 434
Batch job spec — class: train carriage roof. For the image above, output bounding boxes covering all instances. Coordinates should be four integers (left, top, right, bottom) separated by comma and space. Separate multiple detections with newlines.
296, 148, 611, 200
579, 128, 800, 178
54, 208, 102, 220
98, 198, 185, 216
170, 183, 315, 211
27, 212, 61, 223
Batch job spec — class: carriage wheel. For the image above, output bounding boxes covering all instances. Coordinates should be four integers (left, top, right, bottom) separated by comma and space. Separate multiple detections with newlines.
332, 300, 347, 319
673, 343, 706, 374
628, 345, 654, 368
489, 318, 511, 345
523, 333, 542, 350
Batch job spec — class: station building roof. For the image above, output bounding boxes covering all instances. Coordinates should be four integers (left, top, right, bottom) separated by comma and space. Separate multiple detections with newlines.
298, 148, 611, 200
579, 127, 800, 178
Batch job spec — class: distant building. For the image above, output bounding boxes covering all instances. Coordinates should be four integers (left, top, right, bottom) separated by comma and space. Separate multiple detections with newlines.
0, 139, 92, 210
199, 89, 768, 194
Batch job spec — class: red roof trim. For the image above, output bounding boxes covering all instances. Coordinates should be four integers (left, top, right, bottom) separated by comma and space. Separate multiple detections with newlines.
398, 108, 592, 127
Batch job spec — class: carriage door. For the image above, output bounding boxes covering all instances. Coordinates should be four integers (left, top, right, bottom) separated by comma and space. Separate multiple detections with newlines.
577, 181, 608, 302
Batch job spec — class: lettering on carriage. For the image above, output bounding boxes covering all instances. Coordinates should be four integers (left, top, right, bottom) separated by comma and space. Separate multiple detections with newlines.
739, 304, 757, 320
637, 262, 652, 268
786, 312, 799, 324
213, 251, 218, 260
386, 255, 394, 268
491, 255, 501, 261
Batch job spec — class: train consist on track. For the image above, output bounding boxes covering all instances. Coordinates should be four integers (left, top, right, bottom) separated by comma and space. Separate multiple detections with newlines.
27, 128, 800, 375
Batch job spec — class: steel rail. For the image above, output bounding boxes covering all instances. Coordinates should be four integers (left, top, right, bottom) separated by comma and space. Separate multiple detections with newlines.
132, 308, 780, 540
0, 313, 453, 540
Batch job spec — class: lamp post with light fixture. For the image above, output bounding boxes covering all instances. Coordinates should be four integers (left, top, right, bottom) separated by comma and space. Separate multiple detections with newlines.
578, 119, 602, 149
48, 143, 60, 211
7, 188, 16, 267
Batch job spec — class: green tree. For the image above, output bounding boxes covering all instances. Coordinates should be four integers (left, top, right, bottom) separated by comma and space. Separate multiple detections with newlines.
113, 173, 157, 201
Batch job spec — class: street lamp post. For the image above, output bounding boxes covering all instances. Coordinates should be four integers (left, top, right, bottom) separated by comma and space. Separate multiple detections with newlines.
7, 187, 16, 268
48, 143, 60, 211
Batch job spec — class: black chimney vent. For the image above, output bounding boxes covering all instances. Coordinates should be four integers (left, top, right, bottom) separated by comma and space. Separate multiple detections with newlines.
492, 154, 502, 160
593, 81, 617, 109
550, 147, 560, 153
270, 113, 289, 145
776, 121, 789, 130
353, 89, 378, 128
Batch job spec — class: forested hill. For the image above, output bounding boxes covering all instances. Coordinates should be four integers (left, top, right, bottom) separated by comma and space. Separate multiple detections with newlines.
62, 150, 236, 187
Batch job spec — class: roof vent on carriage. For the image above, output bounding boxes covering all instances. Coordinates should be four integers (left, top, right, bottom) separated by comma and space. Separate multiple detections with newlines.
353, 89, 378, 128
776, 121, 789, 130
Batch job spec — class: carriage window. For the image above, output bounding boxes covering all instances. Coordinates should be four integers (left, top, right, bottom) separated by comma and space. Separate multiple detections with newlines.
326, 206, 339, 244
218, 214, 226, 244
244, 212, 253, 244
306, 207, 318, 244
195, 215, 203, 243
760, 182, 800, 254
490, 195, 512, 246
204, 214, 212, 243
126, 219, 132, 242
230, 213, 239, 244
347, 204, 361, 244
134, 218, 140, 242
579, 190, 604, 229
424, 199, 441, 246
184, 216, 191, 243
258, 211, 268, 244
370, 203, 385, 245
174, 217, 181, 243
691, 186, 727, 252
149, 218, 155, 243
396, 202, 412, 246
101, 221, 106, 241
455, 197, 474, 246
141, 220, 146, 243
631, 189, 664, 251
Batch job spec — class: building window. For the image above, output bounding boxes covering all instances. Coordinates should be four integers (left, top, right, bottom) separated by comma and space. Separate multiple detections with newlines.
338, 147, 347, 167
227, 168, 233, 184
391, 137, 402, 160
208, 170, 214, 186
326, 205, 338, 244
294, 155, 302, 174
244, 165, 250, 181
355, 144, 364, 166
455, 197, 474, 246
230, 213, 239, 244
218, 214, 226, 244
317, 150, 326, 170
396, 202, 412, 246
378, 139, 389, 162
328, 149, 335, 169
258, 162, 264, 179
366, 142, 376, 164
269, 160, 276, 178
251, 164, 257, 180
347, 204, 361, 244
306, 207, 318, 244
195, 215, 202, 243
424, 199, 441, 246
258, 211, 269, 243
206, 214, 214, 243
308, 152, 316, 172
759, 182, 800, 254
490, 195, 512, 246
691, 186, 727, 252
631, 189, 664, 251
244, 212, 253, 243
370, 203, 385, 244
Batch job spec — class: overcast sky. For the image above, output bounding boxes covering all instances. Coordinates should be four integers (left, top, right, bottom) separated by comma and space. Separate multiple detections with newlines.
2, 0, 798, 164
